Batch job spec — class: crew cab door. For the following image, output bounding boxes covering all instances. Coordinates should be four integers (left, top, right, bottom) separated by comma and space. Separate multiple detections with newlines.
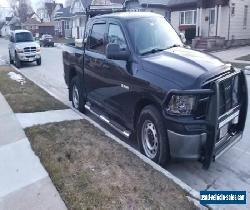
84, 20, 107, 106
99, 21, 134, 125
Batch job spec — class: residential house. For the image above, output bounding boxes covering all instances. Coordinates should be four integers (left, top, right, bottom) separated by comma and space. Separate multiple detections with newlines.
125, 0, 170, 19
54, 7, 72, 38
22, 18, 55, 37
0, 16, 21, 37
70, 0, 91, 39
168, 0, 250, 49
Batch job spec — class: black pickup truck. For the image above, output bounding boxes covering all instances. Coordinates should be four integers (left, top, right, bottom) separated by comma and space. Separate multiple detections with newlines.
63, 12, 248, 168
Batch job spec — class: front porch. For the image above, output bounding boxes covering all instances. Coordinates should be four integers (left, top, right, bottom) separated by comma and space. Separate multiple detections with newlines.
192, 0, 229, 50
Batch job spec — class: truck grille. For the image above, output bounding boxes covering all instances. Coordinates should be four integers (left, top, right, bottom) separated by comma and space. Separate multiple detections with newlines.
198, 71, 241, 120
218, 74, 240, 116
24, 47, 36, 53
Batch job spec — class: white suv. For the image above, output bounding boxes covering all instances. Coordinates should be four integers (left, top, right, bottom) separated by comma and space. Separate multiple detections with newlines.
9, 30, 41, 68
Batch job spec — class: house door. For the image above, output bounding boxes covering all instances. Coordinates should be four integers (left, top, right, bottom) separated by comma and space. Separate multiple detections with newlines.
208, 9, 216, 37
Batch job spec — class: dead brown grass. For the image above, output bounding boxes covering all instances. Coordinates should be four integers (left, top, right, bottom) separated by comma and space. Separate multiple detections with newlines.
0, 66, 67, 113
25, 120, 196, 210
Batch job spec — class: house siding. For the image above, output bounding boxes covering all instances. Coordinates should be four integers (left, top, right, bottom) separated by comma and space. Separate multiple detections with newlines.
170, 11, 180, 32
229, 0, 250, 40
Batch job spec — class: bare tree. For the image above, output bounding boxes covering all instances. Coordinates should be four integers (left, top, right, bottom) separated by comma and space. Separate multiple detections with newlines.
8, 0, 34, 22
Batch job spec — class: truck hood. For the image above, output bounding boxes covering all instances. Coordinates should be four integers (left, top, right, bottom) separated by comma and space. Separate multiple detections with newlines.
141, 47, 228, 88
15, 42, 39, 49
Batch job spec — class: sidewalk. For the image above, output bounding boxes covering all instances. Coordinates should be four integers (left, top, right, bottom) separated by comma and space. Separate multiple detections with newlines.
0, 92, 67, 210
211, 45, 250, 64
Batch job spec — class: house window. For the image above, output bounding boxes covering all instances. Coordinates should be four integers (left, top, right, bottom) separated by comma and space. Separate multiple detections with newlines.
231, 3, 235, 16
180, 10, 197, 25
243, 5, 248, 28
209, 9, 215, 24
64, 21, 69, 30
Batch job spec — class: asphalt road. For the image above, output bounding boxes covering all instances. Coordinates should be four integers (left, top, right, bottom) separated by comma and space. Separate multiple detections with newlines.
1, 38, 249, 209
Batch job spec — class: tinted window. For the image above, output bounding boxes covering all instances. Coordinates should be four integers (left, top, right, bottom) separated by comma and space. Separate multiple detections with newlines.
15, 32, 34, 43
108, 24, 127, 50
88, 23, 106, 53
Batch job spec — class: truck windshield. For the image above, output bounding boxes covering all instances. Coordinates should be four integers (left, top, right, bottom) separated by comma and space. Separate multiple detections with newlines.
15, 32, 34, 43
127, 16, 183, 55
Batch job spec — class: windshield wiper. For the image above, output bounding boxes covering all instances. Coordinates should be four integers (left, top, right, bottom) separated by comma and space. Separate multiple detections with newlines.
141, 48, 167, 56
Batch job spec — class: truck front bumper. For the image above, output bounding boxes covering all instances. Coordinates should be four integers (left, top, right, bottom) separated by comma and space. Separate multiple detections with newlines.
17, 52, 41, 62
167, 130, 206, 160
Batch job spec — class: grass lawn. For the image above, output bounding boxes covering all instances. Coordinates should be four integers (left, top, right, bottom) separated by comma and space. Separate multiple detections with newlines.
25, 120, 196, 210
0, 65, 67, 113
236, 54, 250, 61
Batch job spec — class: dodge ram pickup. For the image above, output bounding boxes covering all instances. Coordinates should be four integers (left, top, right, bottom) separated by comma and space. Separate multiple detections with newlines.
63, 12, 248, 169
9, 30, 41, 68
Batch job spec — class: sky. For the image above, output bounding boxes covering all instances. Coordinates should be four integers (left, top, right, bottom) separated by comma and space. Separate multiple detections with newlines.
0, 0, 65, 10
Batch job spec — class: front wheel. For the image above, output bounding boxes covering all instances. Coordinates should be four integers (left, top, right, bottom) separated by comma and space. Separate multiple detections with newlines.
70, 76, 86, 113
9, 51, 13, 64
15, 53, 21, 68
137, 105, 170, 166
36, 58, 41, 65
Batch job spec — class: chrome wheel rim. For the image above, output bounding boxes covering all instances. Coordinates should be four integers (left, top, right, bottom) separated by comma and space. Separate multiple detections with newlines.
141, 120, 158, 159
72, 85, 79, 109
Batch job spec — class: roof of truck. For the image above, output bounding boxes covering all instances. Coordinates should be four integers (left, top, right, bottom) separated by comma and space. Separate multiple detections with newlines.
93, 12, 162, 20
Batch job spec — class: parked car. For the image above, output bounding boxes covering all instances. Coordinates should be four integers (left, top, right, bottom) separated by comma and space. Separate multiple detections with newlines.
63, 12, 248, 169
39, 34, 54, 47
8, 30, 41, 68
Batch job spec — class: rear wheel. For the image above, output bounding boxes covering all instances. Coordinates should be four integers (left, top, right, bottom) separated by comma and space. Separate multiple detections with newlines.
137, 105, 170, 166
70, 76, 86, 113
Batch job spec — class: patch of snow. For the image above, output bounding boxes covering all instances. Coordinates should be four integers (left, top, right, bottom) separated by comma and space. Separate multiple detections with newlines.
8, 72, 26, 85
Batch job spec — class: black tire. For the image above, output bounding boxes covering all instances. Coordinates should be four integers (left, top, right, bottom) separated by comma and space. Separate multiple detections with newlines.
37, 58, 41, 65
9, 51, 13, 64
70, 76, 86, 113
15, 53, 21, 68
137, 105, 170, 166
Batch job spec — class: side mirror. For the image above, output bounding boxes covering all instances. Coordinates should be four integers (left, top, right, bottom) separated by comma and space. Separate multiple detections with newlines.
106, 43, 130, 61
179, 32, 186, 44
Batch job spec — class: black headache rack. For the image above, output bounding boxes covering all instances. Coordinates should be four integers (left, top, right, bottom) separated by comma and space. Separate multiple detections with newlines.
83, 4, 125, 40
86, 4, 125, 18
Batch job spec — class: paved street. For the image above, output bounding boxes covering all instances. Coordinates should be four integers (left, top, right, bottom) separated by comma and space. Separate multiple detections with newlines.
212, 46, 250, 65
1, 38, 250, 208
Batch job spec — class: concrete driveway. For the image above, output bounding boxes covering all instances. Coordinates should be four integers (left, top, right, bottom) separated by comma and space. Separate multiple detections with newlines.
0, 38, 249, 209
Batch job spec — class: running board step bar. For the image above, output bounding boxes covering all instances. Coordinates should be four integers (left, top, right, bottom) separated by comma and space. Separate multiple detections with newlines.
85, 104, 131, 138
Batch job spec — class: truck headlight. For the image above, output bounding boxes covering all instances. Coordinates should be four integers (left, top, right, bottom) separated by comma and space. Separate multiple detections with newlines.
16, 48, 23, 53
36, 47, 41, 52
166, 95, 196, 116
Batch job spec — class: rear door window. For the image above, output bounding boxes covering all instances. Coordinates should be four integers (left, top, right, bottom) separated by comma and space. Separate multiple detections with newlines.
88, 23, 106, 54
